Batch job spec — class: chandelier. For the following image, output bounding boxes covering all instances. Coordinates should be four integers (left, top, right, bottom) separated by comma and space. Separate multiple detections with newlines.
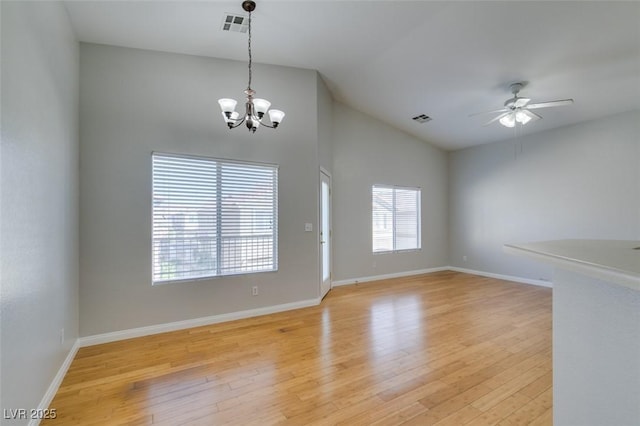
218, 0, 285, 133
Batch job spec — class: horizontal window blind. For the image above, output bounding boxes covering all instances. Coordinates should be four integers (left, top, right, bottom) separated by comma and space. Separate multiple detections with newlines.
152, 153, 278, 283
372, 185, 421, 253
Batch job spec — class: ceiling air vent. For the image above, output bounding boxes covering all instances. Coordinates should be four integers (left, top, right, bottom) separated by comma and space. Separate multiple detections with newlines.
221, 13, 249, 33
412, 114, 432, 124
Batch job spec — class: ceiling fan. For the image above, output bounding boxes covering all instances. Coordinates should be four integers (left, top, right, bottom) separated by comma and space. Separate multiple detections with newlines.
470, 82, 574, 128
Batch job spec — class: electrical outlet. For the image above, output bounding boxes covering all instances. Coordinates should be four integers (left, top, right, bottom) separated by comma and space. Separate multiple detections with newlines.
463, 256, 468, 262
60, 328, 64, 345
252, 286, 258, 296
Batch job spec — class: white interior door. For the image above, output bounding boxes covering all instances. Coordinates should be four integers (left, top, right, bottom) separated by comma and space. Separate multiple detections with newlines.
320, 170, 332, 298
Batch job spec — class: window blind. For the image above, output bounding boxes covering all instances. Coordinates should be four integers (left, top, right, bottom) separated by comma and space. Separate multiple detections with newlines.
152, 153, 278, 283
372, 185, 421, 253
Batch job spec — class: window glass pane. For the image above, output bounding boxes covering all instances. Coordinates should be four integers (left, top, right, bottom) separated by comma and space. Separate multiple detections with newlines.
372, 185, 420, 253
395, 188, 420, 250
322, 181, 330, 281
372, 186, 394, 252
152, 153, 278, 283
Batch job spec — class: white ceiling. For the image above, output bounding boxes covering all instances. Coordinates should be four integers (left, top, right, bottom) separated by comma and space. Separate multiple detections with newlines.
63, 1, 640, 151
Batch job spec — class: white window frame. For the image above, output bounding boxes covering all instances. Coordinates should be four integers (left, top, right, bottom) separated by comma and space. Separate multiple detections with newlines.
372, 184, 421, 254
152, 152, 278, 284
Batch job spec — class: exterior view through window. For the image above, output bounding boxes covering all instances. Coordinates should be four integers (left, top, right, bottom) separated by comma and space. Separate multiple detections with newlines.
372, 185, 421, 253
152, 153, 278, 283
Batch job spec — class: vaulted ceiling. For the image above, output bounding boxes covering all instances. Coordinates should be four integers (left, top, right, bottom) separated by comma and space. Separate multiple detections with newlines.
64, 1, 640, 151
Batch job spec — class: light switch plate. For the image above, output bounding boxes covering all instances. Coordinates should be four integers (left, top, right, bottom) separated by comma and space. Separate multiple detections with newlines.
305, 223, 313, 232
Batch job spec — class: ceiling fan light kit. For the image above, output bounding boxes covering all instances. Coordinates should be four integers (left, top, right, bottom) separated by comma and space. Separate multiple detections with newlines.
499, 109, 534, 128
218, 0, 285, 133
471, 82, 574, 128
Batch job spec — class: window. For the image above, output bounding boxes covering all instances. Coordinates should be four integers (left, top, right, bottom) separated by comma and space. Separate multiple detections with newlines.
372, 185, 421, 253
152, 153, 278, 283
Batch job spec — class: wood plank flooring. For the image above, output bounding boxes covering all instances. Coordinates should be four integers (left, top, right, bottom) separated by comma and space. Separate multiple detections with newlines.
43, 271, 552, 425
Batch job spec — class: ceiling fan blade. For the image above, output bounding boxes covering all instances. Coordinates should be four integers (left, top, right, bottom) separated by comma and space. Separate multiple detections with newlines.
469, 108, 509, 117
514, 98, 530, 108
526, 99, 574, 109
483, 112, 510, 126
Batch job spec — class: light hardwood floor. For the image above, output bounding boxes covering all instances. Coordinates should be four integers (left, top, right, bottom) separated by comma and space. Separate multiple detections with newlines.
44, 271, 552, 425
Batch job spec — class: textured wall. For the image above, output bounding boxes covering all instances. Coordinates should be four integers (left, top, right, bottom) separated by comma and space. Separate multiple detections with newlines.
553, 269, 640, 425
1, 1, 79, 422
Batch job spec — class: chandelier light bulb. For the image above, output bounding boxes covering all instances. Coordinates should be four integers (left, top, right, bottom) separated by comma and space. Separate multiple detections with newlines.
252, 99, 271, 118
268, 109, 285, 128
222, 111, 240, 124
218, 98, 238, 115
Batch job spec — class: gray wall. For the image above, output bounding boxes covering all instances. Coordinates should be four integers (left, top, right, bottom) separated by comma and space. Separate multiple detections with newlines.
449, 110, 640, 281
332, 103, 449, 282
1, 1, 79, 422
553, 269, 640, 425
79, 44, 323, 336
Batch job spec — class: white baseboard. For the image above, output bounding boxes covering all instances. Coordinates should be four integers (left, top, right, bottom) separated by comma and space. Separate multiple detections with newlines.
448, 266, 553, 288
79, 297, 321, 347
29, 338, 80, 426
332, 266, 450, 287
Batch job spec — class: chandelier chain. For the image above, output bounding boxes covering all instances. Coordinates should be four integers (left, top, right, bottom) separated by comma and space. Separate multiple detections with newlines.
247, 9, 252, 90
